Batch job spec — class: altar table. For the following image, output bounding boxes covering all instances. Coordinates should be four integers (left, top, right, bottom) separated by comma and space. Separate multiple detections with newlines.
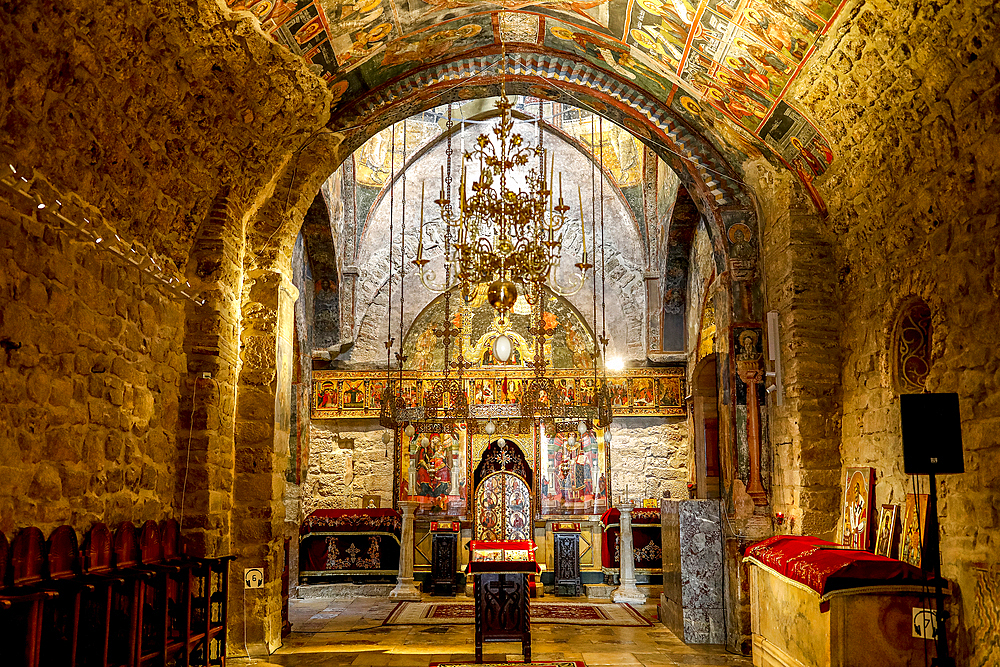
745, 535, 945, 667
601, 507, 662, 578
299, 509, 401, 582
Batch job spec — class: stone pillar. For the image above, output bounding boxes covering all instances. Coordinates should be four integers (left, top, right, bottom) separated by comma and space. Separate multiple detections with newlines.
612, 501, 646, 603
390, 500, 421, 600
179, 191, 245, 558
230, 268, 299, 655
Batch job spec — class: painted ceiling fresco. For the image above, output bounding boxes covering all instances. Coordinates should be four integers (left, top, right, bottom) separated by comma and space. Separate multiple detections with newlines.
230, 0, 846, 189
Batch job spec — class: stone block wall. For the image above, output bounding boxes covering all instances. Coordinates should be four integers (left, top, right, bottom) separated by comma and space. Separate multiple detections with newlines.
608, 418, 689, 502
0, 176, 186, 535
302, 421, 396, 514
774, 0, 1000, 661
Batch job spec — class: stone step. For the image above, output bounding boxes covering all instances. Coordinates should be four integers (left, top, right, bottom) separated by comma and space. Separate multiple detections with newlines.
584, 583, 663, 601
297, 583, 400, 599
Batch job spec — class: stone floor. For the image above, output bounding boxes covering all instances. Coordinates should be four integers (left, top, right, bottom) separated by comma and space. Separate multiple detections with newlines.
236, 594, 752, 667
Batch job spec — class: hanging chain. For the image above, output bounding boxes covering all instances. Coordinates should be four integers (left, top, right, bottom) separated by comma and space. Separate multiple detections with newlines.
397, 120, 407, 377
385, 124, 396, 371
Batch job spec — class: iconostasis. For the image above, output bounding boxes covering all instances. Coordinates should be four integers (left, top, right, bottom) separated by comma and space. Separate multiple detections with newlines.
395, 419, 614, 520
312, 287, 684, 521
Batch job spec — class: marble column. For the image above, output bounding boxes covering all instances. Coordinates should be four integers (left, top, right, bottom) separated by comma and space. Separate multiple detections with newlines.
390, 501, 421, 600
612, 501, 646, 603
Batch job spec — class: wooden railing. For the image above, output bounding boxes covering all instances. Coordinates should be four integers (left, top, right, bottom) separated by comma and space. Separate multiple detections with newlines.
0, 519, 233, 667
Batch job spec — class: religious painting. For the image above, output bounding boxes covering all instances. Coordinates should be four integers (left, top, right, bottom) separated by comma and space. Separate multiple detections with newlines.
497, 376, 523, 404
475, 472, 532, 541
539, 427, 609, 516
362, 14, 495, 84
316, 379, 339, 409
630, 377, 656, 407
608, 377, 629, 407
341, 379, 366, 409
368, 378, 388, 410
840, 467, 874, 550
738, 0, 820, 64
400, 422, 468, 517
554, 378, 576, 406
874, 503, 899, 558
759, 101, 834, 181
900, 493, 929, 568
657, 376, 682, 408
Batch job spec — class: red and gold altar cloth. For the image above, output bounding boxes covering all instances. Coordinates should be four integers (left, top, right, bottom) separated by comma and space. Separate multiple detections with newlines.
744, 535, 937, 598
600, 507, 663, 575
300, 509, 402, 577
430, 520, 460, 532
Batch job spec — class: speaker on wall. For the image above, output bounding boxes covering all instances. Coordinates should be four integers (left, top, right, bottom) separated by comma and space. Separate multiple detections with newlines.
900, 392, 964, 475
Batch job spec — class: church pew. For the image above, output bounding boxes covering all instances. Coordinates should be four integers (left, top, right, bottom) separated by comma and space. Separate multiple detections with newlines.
0, 520, 231, 667
38, 525, 95, 667
1, 528, 59, 667
80, 523, 120, 667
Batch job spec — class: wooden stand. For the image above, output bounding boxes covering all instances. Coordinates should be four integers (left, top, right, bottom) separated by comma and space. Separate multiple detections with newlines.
471, 564, 532, 664
552, 523, 581, 597
430, 522, 459, 597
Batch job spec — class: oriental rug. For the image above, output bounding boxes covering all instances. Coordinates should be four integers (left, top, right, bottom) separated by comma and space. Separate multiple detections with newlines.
430, 662, 585, 667
384, 601, 651, 627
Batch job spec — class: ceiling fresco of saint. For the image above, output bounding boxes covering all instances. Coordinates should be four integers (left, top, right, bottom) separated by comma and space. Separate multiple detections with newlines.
228, 0, 844, 192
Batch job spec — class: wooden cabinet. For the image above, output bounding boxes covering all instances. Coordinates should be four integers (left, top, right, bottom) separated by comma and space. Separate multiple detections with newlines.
430, 522, 459, 597
553, 530, 581, 597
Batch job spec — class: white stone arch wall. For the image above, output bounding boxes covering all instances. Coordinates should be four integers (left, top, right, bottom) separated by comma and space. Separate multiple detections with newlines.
344, 117, 649, 364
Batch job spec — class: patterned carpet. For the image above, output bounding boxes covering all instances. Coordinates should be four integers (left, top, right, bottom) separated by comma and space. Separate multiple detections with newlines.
384, 601, 651, 627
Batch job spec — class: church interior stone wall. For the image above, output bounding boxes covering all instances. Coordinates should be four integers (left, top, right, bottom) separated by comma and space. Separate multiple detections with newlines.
0, 180, 186, 534
2, 0, 999, 662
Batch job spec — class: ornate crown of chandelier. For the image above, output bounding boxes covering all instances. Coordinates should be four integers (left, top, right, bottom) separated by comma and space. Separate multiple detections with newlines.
414, 92, 592, 314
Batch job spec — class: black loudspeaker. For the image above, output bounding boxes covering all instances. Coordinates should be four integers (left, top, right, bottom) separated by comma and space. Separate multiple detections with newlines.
900, 393, 965, 475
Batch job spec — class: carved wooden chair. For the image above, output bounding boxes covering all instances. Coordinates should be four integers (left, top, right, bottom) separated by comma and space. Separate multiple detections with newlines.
39, 525, 94, 667
80, 523, 119, 667
1, 527, 58, 667
111, 522, 153, 667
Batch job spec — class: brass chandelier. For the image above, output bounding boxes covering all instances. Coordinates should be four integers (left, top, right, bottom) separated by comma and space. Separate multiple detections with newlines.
413, 91, 592, 315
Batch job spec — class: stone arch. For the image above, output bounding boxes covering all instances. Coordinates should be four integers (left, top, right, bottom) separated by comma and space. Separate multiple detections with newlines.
355, 108, 648, 268
343, 112, 653, 364
228, 63, 769, 656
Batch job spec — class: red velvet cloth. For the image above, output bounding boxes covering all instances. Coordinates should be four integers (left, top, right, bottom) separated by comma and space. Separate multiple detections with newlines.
600, 507, 662, 571
300, 509, 401, 537
746, 535, 935, 596
600, 507, 661, 526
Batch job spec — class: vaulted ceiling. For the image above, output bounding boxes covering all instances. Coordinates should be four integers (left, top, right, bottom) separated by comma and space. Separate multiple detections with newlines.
229, 0, 841, 200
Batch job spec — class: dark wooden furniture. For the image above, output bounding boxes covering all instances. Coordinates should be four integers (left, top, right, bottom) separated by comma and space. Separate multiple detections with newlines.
39, 525, 93, 667
1, 527, 59, 667
80, 523, 119, 667
159, 519, 234, 667
468, 540, 536, 664
0, 521, 230, 667
552, 522, 582, 596
111, 522, 151, 667
429, 521, 459, 596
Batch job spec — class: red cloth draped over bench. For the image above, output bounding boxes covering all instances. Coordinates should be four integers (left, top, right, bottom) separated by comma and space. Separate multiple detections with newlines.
744, 535, 936, 597
600, 507, 662, 575
300, 509, 401, 577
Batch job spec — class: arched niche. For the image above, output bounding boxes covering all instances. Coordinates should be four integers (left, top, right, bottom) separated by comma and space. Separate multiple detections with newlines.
690, 354, 721, 499
400, 285, 598, 374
